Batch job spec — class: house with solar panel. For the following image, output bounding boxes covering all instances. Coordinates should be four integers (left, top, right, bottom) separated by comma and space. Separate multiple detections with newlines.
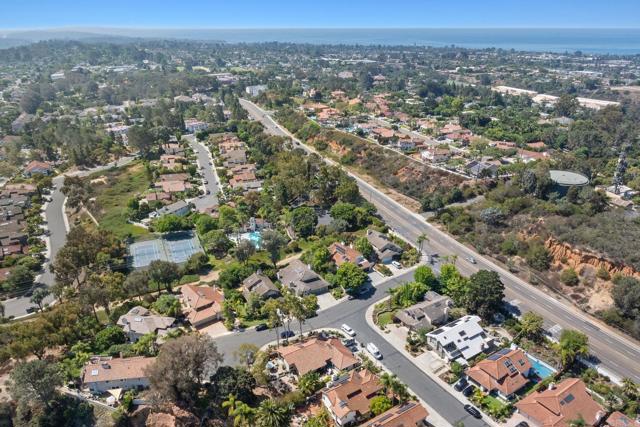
465, 347, 533, 400
425, 315, 493, 364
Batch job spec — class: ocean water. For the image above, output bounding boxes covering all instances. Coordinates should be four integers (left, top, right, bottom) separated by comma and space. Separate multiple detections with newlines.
126, 28, 640, 54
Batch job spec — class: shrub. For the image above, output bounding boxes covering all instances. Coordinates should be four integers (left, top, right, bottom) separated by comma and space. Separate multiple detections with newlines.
560, 268, 580, 286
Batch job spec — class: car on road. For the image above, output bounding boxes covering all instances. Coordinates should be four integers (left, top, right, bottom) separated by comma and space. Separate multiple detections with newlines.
341, 324, 356, 336
463, 404, 482, 419
391, 260, 402, 269
462, 385, 476, 397
366, 342, 382, 359
515, 422, 529, 427
25, 306, 37, 314
466, 256, 477, 264
203, 179, 208, 184
280, 330, 294, 339
454, 378, 468, 392
255, 323, 268, 331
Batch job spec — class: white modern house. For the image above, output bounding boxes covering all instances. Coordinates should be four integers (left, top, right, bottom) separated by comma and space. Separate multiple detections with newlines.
426, 315, 493, 364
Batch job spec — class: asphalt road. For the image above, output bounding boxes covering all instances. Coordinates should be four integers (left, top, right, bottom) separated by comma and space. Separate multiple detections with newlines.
239, 98, 640, 383
215, 269, 488, 427
3, 156, 136, 318
184, 134, 220, 211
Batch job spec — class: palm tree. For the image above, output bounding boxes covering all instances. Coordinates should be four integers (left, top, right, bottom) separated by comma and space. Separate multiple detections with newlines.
568, 415, 586, 427
263, 299, 282, 348
380, 372, 407, 402
621, 378, 638, 399
255, 399, 292, 427
416, 233, 428, 255
222, 394, 255, 427
557, 330, 589, 371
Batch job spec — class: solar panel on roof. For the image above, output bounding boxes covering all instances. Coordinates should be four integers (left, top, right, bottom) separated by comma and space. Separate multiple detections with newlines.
397, 402, 416, 414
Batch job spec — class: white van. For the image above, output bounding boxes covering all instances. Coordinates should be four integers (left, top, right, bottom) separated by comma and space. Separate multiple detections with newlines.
366, 342, 382, 359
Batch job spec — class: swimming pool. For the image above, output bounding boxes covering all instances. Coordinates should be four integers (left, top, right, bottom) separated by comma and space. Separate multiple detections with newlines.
527, 355, 556, 379
232, 231, 262, 248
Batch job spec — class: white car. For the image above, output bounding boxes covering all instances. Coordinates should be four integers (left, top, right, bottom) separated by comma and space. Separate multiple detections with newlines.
391, 260, 402, 269
341, 324, 356, 337
366, 343, 382, 359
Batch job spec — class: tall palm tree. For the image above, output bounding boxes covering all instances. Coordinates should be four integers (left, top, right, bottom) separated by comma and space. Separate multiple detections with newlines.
232, 402, 256, 427
416, 233, 428, 255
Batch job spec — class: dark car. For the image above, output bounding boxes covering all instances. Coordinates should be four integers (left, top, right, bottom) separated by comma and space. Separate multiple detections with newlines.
464, 404, 482, 419
255, 323, 268, 331
280, 330, 294, 339
454, 378, 468, 392
462, 385, 475, 397
515, 422, 529, 427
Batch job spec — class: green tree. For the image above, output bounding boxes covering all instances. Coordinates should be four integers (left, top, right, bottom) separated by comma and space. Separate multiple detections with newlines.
416, 233, 428, 255
255, 399, 292, 427
223, 394, 256, 427
261, 230, 288, 267
414, 265, 438, 290
558, 329, 589, 370
354, 237, 374, 260
516, 311, 545, 343
94, 326, 127, 353
555, 94, 579, 117
464, 270, 505, 321
369, 395, 393, 416
127, 125, 155, 158
298, 371, 323, 397
235, 240, 256, 264
440, 264, 469, 306
211, 366, 257, 405
152, 294, 182, 317
526, 242, 552, 271
560, 268, 580, 286
8, 359, 63, 410
29, 288, 50, 311
148, 260, 180, 294
333, 262, 368, 295
291, 206, 318, 238
330, 202, 358, 230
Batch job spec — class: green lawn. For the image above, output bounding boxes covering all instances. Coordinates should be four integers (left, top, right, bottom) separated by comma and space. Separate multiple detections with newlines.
377, 311, 396, 329
89, 162, 151, 239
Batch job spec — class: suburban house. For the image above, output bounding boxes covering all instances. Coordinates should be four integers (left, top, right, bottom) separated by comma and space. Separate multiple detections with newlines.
23, 160, 53, 177
161, 143, 185, 156
322, 369, 384, 426
465, 160, 499, 178
241, 272, 281, 301
366, 229, 403, 264
277, 336, 359, 377
359, 402, 429, 427
465, 347, 532, 400
426, 315, 493, 363
181, 284, 225, 328
245, 84, 267, 97
421, 146, 451, 163
277, 259, 330, 296
184, 118, 209, 133
116, 306, 175, 343
222, 149, 247, 167
516, 378, 605, 427
328, 242, 372, 271
82, 356, 155, 394
156, 200, 192, 217
606, 412, 640, 427
394, 291, 453, 331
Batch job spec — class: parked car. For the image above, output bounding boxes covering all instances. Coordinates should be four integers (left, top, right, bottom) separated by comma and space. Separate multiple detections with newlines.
462, 385, 475, 397
466, 256, 477, 264
25, 306, 37, 314
341, 324, 356, 337
341, 337, 355, 346
391, 260, 402, 269
280, 330, 294, 339
454, 378, 468, 392
255, 323, 268, 331
366, 343, 382, 359
515, 423, 529, 427
463, 404, 482, 419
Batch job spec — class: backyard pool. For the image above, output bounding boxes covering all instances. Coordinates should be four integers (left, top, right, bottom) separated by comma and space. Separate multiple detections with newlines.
527, 355, 556, 379
231, 231, 263, 248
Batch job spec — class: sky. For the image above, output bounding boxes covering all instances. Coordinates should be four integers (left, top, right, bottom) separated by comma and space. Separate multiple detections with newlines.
1, 0, 639, 30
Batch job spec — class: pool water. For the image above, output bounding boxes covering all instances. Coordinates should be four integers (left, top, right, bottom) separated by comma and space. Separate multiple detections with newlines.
527, 355, 556, 379
241, 231, 262, 248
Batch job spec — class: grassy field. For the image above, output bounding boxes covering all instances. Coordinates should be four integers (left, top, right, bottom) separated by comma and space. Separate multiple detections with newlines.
89, 161, 151, 239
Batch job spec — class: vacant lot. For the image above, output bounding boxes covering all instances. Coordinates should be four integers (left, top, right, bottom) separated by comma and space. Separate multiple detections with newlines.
88, 161, 151, 239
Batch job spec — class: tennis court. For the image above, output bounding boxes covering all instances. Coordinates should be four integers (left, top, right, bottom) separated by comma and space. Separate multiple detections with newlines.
129, 231, 203, 268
